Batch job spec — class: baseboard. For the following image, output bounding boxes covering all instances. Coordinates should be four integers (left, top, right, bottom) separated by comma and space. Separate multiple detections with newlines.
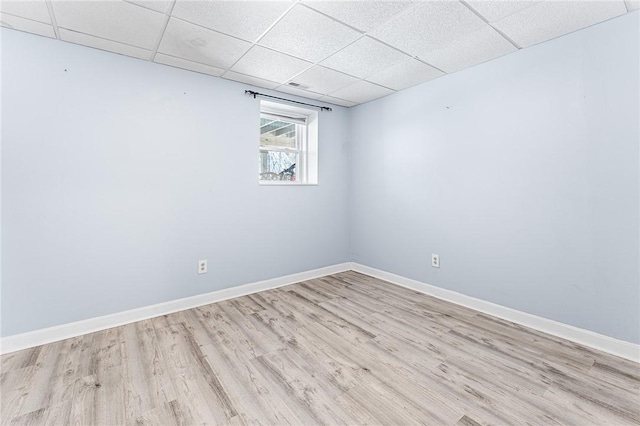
4, 262, 638, 363
0, 262, 352, 355
350, 262, 640, 363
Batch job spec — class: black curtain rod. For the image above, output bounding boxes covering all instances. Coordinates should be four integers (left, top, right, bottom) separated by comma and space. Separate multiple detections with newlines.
245, 90, 332, 111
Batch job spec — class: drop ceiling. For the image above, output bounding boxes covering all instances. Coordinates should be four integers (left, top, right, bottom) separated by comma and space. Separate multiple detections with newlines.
1, 0, 637, 107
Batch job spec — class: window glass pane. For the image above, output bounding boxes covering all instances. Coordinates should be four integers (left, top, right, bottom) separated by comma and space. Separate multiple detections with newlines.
259, 151, 298, 181
260, 117, 297, 149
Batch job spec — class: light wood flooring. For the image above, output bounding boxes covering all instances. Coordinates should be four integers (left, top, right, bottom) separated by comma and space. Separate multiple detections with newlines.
1, 271, 639, 425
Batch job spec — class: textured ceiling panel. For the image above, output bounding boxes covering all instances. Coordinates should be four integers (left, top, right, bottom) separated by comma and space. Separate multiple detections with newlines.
370, 1, 487, 54
231, 45, 311, 83
222, 70, 280, 90
330, 80, 394, 104
288, 65, 359, 94
321, 36, 408, 79
369, 1, 516, 72
258, 5, 361, 63
317, 95, 357, 108
366, 58, 444, 91
0, 12, 55, 38
492, 1, 628, 47
2, 0, 636, 107
275, 84, 324, 100
0, 0, 51, 24
172, 0, 292, 42
124, 0, 174, 14
626, 0, 640, 11
427, 25, 517, 72
158, 18, 252, 69
52, 0, 166, 49
154, 53, 226, 76
465, 1, 541, 22
60, 28, 153, 59
303, 1, 412, 32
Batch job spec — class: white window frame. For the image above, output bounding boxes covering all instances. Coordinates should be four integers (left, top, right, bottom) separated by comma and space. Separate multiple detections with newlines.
259, 100, 318, 185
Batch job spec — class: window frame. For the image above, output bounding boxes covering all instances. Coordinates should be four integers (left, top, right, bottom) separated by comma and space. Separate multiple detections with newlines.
258, 100, 318, 186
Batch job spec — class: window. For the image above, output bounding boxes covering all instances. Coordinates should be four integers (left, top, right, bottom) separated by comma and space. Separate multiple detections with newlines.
259, 100, 318, 185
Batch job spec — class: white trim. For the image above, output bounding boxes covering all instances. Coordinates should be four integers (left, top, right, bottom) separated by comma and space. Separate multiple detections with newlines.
258, 182, 318, 186
3, 261, 638, 363
350, 262, 640, 363
261, 112, 307, 125
0, 263, 351, 355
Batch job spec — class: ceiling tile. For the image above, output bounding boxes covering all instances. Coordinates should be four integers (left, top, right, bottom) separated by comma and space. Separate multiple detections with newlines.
366, 58, 444, 91
60, 28, 153, 59
0, 1, 51, 24
222, 71, 280, 90
465, 1, 541, 22
275, 85, 323, 100
172, 1, 292, 42
303, 1, 412, 32
287, 65, 358, 94
429, 25, 517, 73
317, 96, 356, 108
321, 36, 408, 79
329, 80, 394, 104
124, 0, 174, 14
0, 13, 55, 38
492, 1, 628, 47
158, 18, 252, 69
231, 45, 312, 84
258, 5, 361, 63
52, 0, 167, 49
154, 53, 225, 76
369, 1, 516, 73
626, 0, 640, 11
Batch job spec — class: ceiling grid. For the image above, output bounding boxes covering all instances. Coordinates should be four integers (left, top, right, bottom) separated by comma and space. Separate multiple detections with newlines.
0, 0, 636, 107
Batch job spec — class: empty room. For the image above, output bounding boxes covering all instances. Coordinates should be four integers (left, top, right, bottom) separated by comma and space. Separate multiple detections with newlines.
1, 0, 639, 424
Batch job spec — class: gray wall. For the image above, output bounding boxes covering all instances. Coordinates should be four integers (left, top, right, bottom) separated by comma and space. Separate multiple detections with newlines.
349, 12, 639, 344
1, 29, 351, 337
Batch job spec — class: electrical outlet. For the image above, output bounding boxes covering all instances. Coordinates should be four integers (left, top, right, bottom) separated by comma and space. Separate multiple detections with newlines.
431, 254, 440, 268
198, 259, 207, 274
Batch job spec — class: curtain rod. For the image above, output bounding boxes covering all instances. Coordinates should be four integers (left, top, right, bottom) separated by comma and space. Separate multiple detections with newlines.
245, 90, 332, 111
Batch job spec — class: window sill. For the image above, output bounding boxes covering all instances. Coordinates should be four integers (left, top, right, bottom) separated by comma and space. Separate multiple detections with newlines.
259, 181, 318, 186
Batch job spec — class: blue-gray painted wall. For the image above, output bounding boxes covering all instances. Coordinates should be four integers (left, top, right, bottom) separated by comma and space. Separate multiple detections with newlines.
349, 11, 639, 344
1, 29, 351, 336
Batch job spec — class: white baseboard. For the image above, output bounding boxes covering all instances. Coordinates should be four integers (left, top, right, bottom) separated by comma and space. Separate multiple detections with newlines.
0, 262, 351, 355
4, 261, 638, 363
350, 262, 640, 363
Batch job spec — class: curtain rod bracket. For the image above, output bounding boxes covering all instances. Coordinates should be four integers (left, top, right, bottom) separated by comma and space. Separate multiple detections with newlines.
245, 90, 332, 111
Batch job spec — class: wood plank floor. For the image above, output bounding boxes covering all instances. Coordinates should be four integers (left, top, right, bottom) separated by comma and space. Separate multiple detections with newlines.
2, 271, 639, 425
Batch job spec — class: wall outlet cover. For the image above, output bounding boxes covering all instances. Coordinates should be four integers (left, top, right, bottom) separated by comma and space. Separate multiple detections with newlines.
198, 259, 207, 274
